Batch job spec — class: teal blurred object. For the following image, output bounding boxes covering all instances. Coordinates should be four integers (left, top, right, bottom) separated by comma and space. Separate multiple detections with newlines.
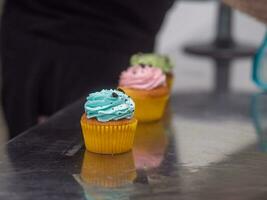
253, 32, 267, 90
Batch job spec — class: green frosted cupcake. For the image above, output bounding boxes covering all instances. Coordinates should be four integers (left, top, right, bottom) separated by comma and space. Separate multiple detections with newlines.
130, 53, 174, 89
130, 53, 173, 73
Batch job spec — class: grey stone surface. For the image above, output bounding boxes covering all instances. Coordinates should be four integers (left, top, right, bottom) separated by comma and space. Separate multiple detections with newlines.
0, 92, 266, 199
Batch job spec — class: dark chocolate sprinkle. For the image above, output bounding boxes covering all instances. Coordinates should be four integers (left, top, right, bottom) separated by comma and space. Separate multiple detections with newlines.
117, 88, 125, 93
140, 63, 145, 68
112, 92, 118, 98
148, 64, 152, 67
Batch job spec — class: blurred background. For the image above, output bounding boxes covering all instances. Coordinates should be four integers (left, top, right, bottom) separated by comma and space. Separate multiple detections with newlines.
156, 1, 265, 92
0, 0, 265, 142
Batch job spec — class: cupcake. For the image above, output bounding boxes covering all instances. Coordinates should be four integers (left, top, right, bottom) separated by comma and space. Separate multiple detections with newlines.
80, 89, 138, 154
130, 53, 174, 89
81, 151, 136, 188
119, 65, 169, 122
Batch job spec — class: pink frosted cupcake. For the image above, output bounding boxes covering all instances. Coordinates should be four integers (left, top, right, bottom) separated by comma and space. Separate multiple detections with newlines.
119, 65, 169, 122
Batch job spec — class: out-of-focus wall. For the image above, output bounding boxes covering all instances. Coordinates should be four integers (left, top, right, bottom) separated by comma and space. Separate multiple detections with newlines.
156, 1, 265, 93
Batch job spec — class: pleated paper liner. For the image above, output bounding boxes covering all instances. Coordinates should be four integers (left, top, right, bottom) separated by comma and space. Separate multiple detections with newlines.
81, 114, 137, 154
81, 151, 137, 188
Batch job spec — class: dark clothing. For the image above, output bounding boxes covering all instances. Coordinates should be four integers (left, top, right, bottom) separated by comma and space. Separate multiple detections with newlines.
1, 0, 174, 138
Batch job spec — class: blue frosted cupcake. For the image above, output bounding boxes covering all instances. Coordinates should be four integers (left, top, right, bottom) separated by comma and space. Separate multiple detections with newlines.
80, 89, 138, 154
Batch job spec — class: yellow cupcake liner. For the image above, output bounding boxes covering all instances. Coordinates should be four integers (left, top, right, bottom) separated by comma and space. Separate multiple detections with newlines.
131, 95, 169, 122
80, 115, 137, 154
81, 151, 136, 188
166, 74, 174, 91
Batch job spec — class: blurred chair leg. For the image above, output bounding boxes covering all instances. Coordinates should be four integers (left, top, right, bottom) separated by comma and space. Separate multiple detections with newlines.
183, 2, 256, 93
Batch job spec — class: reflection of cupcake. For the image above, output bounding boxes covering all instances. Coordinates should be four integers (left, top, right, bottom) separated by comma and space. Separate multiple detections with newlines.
80, 89, 138, 154
130, 53, 174, 89
119, 65, 169, 122
162, 100, 173, 128
81, 151, 136, 188
133, 121, 168, 169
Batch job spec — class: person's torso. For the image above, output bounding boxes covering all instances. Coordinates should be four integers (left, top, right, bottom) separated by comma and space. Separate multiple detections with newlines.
3, 0, 174, 52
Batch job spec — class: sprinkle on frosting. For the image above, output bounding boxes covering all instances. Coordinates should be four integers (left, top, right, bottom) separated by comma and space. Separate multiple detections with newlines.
119, 65, 166, 90
117, 88, 125, 93
130, 53, 173, 73
84, 89, 135, 122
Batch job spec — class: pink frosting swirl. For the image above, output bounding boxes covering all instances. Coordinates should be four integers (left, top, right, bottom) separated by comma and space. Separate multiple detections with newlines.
119, 65, 166, 90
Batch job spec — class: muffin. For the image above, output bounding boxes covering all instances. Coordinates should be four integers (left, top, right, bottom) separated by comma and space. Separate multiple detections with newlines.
119, 65, 169, 122
130, 53, 174, 89
81, 151, 136, 188
80, 89, 138, 154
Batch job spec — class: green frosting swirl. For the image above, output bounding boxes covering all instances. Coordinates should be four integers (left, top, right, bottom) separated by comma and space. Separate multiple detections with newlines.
84, 89, 135, 122
130, 53, 173, 73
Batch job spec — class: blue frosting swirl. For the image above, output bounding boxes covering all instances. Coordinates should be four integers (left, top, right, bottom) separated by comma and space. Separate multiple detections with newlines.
84, 89, 135, 122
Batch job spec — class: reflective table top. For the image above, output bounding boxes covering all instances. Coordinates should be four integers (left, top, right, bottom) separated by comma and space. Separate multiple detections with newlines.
0, 92, 267, 200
